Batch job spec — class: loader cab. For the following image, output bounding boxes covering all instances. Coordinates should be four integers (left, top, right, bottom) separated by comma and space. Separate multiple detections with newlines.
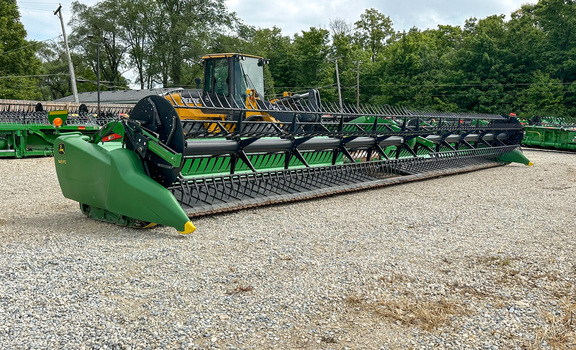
202, 53, 267, 108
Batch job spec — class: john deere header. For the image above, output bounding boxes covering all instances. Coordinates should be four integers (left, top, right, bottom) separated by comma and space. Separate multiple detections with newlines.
52, 53, 531, 233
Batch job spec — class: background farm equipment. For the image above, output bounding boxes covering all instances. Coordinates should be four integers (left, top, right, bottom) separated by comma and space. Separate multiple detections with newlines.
522, 116, 576, 151
0, 99, 131, 158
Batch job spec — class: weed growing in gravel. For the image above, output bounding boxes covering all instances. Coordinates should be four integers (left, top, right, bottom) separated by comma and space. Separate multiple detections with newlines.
476, 255, 520, 268
320, 335, 338, 344
374, 296, 465, 332
344, 291, 465, 332
528, 285, 576, 350
448, 281, 493, 298
225, 285, 254, 295
344, 294, 365, 306
380, 272, 415, 284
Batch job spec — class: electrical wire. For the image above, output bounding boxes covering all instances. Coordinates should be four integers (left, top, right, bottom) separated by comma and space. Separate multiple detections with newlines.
358, 82, 575, 88
0, 36, 60, 56
273, 81, 574, 91
0, 73, 68, 80
18, 1, 64, 4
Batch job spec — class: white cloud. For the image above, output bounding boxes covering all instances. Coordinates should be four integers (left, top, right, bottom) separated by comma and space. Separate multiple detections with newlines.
17, 0, 99, 41
18, 0, 533, 41
16, 0, 533, 87
227, 0, 534, 37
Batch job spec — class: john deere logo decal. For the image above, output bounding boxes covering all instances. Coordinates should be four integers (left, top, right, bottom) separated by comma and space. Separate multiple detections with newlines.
58, 143, 65, 155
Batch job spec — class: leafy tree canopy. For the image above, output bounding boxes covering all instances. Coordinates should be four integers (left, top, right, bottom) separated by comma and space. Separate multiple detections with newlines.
5, 0, 576, 118
0, 0, 41, 99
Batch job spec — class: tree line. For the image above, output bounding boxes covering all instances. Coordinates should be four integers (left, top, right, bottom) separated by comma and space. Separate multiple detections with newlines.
1, 0, 575, 119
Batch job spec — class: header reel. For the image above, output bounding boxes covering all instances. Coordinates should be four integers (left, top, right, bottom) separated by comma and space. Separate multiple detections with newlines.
123, 96, 185, 187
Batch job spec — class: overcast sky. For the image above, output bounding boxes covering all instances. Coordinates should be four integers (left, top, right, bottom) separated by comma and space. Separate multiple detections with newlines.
18, 0, 534, 43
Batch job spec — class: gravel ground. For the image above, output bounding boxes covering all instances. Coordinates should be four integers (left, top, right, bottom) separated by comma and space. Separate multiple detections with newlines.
0, 149, 574, 349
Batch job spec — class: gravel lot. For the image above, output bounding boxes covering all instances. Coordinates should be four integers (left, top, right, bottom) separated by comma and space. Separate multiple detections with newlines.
0, 149, 574, 349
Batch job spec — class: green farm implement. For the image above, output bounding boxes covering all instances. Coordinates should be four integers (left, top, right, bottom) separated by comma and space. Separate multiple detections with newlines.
52, 53, 532, 233
522, 116, 576, 151
0, 99, 131, 158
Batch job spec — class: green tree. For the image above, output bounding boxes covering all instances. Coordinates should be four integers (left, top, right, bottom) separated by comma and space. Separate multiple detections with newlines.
36, 41, 73, 100
292, 27, 332, 94
70, 1, 128, 90
152, 0, 237, 87
36, 41, 97, 100
516, 71, 566, 116
506, 4, 547, 83
354, 8, 394, 62
564, 82, 576, 117
533, 0, 576, 82
115, 0, 155, 89
0, 0, 41, 99
372, 28, 457, 110
441, 16, 513, 113
331, 32, 357, 104
69, 0, 236, 89
328, 23, 373, 105
248, 27, 294, 97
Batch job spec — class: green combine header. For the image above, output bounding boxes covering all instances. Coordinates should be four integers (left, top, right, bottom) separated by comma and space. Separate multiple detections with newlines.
53, 94, 531, 234
522, 116, 576, 151
0, 99, 131, 158
50, 53, 532, 233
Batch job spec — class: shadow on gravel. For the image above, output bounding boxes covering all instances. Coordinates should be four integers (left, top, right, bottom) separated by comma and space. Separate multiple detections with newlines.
7, 211, 189, 241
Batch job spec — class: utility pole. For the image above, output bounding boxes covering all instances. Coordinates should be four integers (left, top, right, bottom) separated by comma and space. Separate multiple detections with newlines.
88, 36, 105, 117
54, 4, 79, 103
96, 41, 101, 116
329, 56, 343, 111
353, 61, 361, 111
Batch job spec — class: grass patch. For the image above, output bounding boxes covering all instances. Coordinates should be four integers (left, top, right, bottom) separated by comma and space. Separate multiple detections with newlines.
344, 292, 465, 332
374, 296, 465, 332
527, 284, 576, 350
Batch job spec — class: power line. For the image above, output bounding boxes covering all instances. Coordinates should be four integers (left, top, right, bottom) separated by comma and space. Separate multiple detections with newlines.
0, 36, 60, 56
0, 73, 68, 80
75, 76, 130, 90
18, 7, 56, 11
360, 82, 575, 88
18, 1, 64, 4
271, 81, 574, 92
355, 89, 576, 98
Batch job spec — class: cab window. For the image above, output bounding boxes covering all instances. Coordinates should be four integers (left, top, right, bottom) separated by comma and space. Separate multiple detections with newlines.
204, 58, 229, 96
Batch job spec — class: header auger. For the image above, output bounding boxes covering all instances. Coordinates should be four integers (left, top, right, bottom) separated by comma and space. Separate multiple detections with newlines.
52, 53, 531, 233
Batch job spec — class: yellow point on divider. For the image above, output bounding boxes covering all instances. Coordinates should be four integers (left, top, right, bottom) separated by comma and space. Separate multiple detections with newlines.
528, 162, 534, 166
178, 221, 196, 234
